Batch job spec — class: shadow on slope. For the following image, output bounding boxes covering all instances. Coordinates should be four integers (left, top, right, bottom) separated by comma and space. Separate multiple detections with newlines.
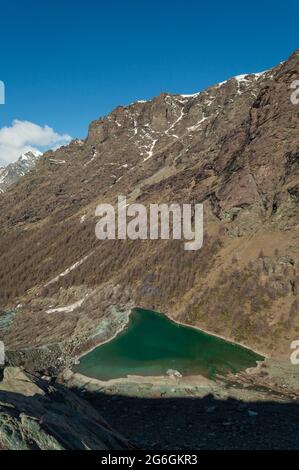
81, 390, 299, 450
0, 375, 133, 450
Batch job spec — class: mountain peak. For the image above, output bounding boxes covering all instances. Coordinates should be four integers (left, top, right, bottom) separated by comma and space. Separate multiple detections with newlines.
0, 150, 42, 193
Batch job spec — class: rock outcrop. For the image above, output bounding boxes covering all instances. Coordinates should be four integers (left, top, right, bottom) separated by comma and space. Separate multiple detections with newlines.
0, 367, 133, 450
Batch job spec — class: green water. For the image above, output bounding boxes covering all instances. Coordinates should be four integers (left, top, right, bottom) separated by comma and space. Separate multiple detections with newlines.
75, 308, 263, 381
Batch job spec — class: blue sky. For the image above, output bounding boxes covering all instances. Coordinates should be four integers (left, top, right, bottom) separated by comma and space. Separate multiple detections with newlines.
0, 0, 298, 162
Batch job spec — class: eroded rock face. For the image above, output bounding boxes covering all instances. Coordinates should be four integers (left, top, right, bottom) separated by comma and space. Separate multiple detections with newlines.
0, 50, 298, 360
0, 367, 132, 450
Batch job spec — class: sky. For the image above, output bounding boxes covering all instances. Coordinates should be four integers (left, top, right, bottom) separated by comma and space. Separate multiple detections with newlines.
0, 0, 298, 164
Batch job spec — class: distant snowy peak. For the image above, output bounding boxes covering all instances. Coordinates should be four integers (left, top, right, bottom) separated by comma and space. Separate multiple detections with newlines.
20, 150, 42, 162
0, 150, 42, 193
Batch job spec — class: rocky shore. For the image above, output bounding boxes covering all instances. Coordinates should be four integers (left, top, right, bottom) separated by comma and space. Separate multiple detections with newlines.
5, 305, 131, 374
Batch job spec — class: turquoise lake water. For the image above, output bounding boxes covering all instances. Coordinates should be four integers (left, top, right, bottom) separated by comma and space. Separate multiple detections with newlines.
75, 308, 263, 381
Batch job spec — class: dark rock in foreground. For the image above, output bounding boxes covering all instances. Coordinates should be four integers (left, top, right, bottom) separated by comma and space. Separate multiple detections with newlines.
0, 367, 133, 450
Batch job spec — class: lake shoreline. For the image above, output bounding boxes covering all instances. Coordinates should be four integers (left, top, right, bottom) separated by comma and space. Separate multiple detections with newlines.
76, 308, 132, 361
68, 370, 215, 388
171, 316, 267, 359
74, 307, 265, 381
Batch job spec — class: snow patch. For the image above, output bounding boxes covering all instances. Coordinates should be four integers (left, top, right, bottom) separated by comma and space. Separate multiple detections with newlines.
143, 139, 158, 161
187, 115, 208, 132
46, 298, 85, 314
180, 92, 201, 98
49, 158, 66, 164
165, 108, 185, 137
84, 150, 98, 166
45, 253, 93, 286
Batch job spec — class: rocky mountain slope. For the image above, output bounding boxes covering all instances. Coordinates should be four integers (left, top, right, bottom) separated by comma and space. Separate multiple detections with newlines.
0, 50, 298, 369
0, 367, 132, 450
0, 150, 41, 193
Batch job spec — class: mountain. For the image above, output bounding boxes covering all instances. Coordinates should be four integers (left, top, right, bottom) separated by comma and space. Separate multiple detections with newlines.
0, 50, 298, 371
0, 150, 42, 193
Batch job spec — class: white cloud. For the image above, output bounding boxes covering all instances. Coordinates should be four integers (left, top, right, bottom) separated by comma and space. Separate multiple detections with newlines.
0, 120, 72, 165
